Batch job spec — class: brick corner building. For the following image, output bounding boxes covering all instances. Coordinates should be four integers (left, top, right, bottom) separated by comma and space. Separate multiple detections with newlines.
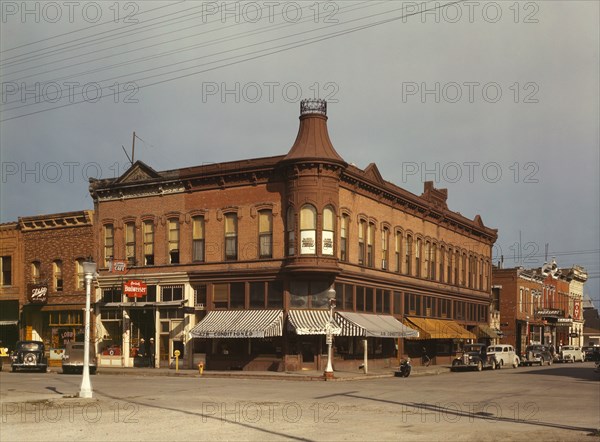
89, 99, 498, 371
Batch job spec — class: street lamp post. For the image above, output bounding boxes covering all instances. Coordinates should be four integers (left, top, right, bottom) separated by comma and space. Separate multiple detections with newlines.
79, 259, 96, 399
324, 286, 336, 380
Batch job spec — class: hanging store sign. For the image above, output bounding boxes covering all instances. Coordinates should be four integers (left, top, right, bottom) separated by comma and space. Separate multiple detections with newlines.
573, 301, 581, 320
27, 283, 48, 304
535, 309, 562, 318
556, 318, 573, 327
108, 259, 127, 274
123, 280, 147, 298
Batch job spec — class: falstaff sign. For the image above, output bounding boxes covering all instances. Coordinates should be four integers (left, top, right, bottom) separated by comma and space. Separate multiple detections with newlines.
27, 283, 48, 304
123, 280, 147, 298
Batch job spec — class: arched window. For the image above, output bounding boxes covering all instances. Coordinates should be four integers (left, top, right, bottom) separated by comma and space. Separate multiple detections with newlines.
358, 220, 367, 265
192, 216, 204, 262
300, 205, 317, 254
258, 210, 273, 258
103, 224, 114, 268
53, 260, 63, 292
31, 261, 41, 284
394, 231, 402, 273
75, 258, 84, 290
125, 221, 136, 266
168, 219, 180, 264
415, 238, 422, 277
405, 234, 413, 275
322, 206, 335, 256
367, 222, 375, 267
143, 220, 155, 265
224, 213, 238, 261
340, 214, 349, 262
381, 227, 389, 270
287, 207, 295, 256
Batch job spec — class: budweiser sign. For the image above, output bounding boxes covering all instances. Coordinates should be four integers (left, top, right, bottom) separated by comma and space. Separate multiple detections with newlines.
27, 283, 48, 304
123, 280, 147, 298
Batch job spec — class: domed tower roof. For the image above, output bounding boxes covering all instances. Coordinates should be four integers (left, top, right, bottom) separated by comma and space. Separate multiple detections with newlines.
281, 99, 346, 166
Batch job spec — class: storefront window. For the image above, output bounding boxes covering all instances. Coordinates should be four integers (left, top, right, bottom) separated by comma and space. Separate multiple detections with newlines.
267, 281, 283, 308
162, 285, 183, 302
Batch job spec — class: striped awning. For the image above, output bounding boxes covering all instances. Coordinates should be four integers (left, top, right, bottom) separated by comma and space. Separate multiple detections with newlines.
287, 310, 342, 335
474, 324, 501, 339
335, 312, 419, 338
404, 317, 476, 340
189, 310, 283, 338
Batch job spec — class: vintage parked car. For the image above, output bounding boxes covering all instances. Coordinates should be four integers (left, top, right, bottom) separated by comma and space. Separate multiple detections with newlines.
520, 344, 553, 366
582, 346, 599, 362
487, 345, 520, 368
557, 346, 585, 363
451, 344, 498, 371
11, 341, 47, 373
62, 342, 97, 374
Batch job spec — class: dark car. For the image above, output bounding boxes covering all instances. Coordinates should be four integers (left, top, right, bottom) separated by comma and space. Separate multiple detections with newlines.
582, 346, 599, 362
520, 344, 553, 366
451, 343, 498, 371
62, 342, 97, 374
11, 341, 47, 373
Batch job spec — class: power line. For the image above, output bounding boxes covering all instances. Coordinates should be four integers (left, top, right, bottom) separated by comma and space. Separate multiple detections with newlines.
2, 0, 454, 120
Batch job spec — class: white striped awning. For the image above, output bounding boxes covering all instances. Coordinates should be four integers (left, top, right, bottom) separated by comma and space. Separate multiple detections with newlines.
335, 312, 420, 338
189, 310, 283, 338
287, 310, 342, 335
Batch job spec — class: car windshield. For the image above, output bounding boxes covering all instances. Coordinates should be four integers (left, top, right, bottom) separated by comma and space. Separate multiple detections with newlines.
488, 347, 502, 352
464, 345, 483, 352
527, 346, 544, 351
562, 346, 574, 350
17, 342, 42, 351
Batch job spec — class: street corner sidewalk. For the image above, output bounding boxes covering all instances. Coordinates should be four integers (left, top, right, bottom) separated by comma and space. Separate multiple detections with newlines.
93, 364, 451, 381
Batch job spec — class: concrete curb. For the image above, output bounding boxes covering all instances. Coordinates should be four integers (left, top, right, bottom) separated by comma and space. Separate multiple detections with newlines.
87, 366, 451, 381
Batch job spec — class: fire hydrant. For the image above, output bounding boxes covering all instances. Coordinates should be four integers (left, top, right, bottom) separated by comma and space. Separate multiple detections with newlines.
198, 362, 204, 375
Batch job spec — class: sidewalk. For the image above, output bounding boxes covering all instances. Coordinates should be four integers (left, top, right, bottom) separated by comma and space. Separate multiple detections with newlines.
86, 364, 451, 381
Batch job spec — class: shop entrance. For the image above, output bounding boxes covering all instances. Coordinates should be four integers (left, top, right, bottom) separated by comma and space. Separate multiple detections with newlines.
300, 336, 320, 370
128, 308, 155, 365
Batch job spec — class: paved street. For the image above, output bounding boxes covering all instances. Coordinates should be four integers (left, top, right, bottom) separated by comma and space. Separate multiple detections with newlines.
1, 363, 599, 441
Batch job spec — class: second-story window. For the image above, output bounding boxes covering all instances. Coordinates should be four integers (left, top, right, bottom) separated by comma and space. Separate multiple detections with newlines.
125, 222, 136, 266
143, 221, 154, 265
75, 258, 84, 289
340, 214, 349, 262
381, 227, 389, 270
192, 216, 205, 262
224, 213, 238, 260
367, 223, 375, 267
394, 231, 402, 273
168, 219, 180, 264
53, 260, 63, 292
322, 206, 334, 256
104, 224, 114, 268
31, 261, 41, 284
258, 210, 273, 258
358, 220, 366, 265
430, 243, 436, 280
415, 238, 421, 277
287, 207, 295, 256
300, 205, 316, 255
1, 256, 12, 286
405, 234, 413, 275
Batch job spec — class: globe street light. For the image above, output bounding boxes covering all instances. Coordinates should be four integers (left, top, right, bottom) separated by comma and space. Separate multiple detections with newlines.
324, 286, 336, 379
79, 259, 96, 399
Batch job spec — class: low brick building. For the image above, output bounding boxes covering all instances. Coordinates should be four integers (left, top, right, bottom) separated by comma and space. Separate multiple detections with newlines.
0, 222, 23, 350
89, 99, 498, 371
19, 211, 94, 366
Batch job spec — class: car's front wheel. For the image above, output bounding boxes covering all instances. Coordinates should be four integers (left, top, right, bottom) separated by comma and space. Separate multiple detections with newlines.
476, 361, 483, 371
548, 358, 552, 366
513, 359, 518, 368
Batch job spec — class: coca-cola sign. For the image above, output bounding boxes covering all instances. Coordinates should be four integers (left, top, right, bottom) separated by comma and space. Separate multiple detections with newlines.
28, 283, 48, 304
123, 280, 147, 298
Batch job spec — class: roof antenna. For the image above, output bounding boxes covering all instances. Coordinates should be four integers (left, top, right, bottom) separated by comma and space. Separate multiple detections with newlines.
121, 131, 137, 166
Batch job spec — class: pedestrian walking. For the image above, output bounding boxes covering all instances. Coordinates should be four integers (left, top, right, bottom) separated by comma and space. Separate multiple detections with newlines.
138, 338, 146, 367
148, 338, 155, 368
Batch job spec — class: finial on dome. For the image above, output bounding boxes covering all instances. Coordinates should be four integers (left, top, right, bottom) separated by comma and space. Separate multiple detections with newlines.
300, 99, 327, 116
